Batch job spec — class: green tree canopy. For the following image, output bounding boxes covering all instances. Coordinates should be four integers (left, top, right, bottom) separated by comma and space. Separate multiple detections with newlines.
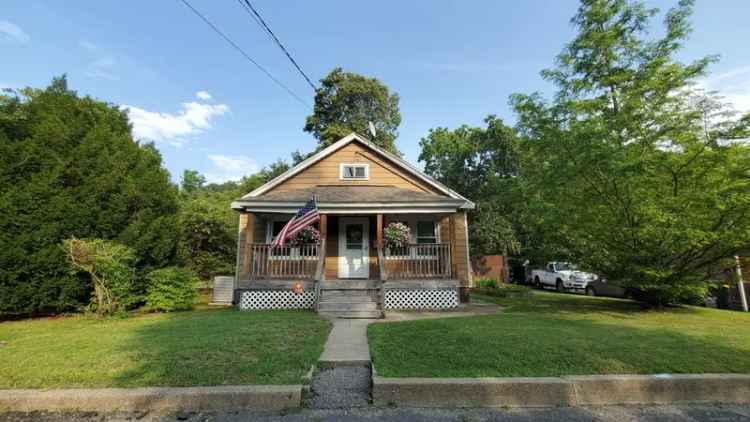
510, 0, 750, 305
180, 169, 206, 194
0, 77, 179, 317
305, 67, 401, 154
419, 115, 523, 256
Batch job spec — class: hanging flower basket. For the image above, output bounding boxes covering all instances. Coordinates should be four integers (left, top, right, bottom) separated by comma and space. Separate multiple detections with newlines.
288, 226, 321, 246
383, 222, 410, 249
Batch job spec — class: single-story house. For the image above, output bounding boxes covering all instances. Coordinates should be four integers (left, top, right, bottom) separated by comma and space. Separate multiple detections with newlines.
230, 132, 474, 317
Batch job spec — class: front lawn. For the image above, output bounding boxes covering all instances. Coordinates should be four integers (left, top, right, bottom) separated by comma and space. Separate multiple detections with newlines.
368, 290, 750, 378
0, 308, 330, 388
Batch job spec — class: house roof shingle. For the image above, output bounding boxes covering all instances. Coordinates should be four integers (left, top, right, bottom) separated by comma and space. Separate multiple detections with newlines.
244, 185, 464, 204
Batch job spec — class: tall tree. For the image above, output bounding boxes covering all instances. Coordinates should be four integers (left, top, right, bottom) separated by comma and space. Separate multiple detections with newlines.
180, 169, 206, 194
511, 0, 750, 305
305, 67, 401, 154
419, 116, 522, 256
0, 77, 179, 317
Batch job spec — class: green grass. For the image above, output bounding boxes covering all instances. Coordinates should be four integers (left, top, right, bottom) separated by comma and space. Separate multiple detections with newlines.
0, 308, 330, 388
368, 290, 750, 378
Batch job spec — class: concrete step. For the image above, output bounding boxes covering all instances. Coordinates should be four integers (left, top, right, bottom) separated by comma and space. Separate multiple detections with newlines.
320, 290, 378, 300
320, 294, 378, 303
321, 281, 379, 289
318, 310, 383, 319
318, 302, 379, 312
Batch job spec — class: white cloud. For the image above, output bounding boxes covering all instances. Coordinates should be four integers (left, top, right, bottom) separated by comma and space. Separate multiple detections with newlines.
0, 21, 30, 44
123, 94, 229, 146
205, 155, 259, 183
86, 56, 119, 81
697, 66, 750, 115
196, 91, 212, 100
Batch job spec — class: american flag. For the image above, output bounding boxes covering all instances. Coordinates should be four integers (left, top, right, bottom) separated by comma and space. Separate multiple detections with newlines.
272, 197, 320, 248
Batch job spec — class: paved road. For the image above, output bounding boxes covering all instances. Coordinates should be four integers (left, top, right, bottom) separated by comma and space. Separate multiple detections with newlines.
3, 404, 750, 422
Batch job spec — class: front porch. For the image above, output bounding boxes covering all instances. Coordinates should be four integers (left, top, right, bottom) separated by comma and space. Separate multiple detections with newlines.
233, 212, 471, 316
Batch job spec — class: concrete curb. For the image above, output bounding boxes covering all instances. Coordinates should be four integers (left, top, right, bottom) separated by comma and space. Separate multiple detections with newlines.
372, 369, 750, 408
0, 385, 302, 412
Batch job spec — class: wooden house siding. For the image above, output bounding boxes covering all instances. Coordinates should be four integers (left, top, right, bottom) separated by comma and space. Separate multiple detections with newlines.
267, 142, 443, 195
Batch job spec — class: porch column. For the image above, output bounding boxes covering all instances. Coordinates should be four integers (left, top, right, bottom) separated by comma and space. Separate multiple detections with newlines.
376, 214, 383, 249
450, 211, 472, 302
236, 211, 256, 282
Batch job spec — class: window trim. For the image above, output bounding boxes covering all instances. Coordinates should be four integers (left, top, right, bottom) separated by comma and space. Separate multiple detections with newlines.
339, 163, 370, 180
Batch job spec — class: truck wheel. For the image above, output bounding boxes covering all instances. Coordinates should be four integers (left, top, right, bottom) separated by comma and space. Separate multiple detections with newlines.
586, 286, 596, 297
556, 279, 564, 292
534, 276, 541, 288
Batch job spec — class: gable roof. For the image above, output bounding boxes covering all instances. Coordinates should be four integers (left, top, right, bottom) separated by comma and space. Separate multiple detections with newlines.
243, 132, 475, 209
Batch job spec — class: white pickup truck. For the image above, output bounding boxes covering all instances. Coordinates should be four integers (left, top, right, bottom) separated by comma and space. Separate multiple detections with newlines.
531, 261, 599, 293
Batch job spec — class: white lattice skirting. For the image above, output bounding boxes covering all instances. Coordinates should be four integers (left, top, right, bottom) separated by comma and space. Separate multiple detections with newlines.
384, 288, 459, 310
239, 290, 315, 310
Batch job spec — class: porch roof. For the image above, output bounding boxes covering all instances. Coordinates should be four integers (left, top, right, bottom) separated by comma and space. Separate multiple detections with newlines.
231, 185, 467, 214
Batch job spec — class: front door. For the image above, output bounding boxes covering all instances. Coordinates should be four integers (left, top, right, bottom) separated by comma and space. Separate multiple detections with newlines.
338, 217, 369, 279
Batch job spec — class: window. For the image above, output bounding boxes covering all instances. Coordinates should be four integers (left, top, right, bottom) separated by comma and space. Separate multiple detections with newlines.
265, 219, 319, 259
416, 221, 437, 244
384, 216, 441, 259
340, 163, 369, 180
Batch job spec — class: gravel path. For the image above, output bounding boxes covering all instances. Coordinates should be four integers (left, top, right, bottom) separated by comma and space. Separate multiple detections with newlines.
304, 366, 371, 409
3, 404, 750, 421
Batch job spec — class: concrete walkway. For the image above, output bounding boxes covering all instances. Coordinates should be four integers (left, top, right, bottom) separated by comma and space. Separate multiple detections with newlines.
318, 300, 501, 367
318, 319, 373, 367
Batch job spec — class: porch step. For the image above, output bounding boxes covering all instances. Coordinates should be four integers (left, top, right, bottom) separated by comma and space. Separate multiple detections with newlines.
321, 280, 379, 290
318, 301, 379, 312
317, 310, 383, 319
320, 289, 378, 301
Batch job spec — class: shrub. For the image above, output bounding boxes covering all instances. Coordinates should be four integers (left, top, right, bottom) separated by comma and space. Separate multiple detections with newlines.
63, 237, 138, 316
145, 267, 198, 312
383, 222, 410, 248
476, 278, 498, 289
474, 283, 531, 299
1, 77, 179, 317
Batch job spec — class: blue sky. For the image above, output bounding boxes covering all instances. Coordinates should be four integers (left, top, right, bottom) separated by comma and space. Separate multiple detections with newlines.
2, 1, 750, 183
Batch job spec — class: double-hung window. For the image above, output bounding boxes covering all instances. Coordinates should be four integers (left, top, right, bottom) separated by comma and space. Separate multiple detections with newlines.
266, 219, 318, 259
385, 217, 440, 259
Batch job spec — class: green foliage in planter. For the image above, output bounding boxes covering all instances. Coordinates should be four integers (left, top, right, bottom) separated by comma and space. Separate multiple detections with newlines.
383, 222, 410, 249
289, 226, 321, 246
145, 267, 198, 312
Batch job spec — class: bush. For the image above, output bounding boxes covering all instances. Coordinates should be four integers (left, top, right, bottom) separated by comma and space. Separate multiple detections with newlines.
63, 237, 138, 316
145, 267, 198, 312
0, 77, 179, 318
474, 283, 531, 299
476, 278, 499, 289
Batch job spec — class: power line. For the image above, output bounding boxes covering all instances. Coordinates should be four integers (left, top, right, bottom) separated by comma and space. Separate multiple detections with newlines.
236, 0, 317, 91
179, 0, 311, 109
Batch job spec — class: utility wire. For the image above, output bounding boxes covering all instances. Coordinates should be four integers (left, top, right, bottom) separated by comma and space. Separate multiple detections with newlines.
236, 0, 317, 91
179, 0, 311, 109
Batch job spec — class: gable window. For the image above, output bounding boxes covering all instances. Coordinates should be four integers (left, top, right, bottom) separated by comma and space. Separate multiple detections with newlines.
340, 163, 369, 180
